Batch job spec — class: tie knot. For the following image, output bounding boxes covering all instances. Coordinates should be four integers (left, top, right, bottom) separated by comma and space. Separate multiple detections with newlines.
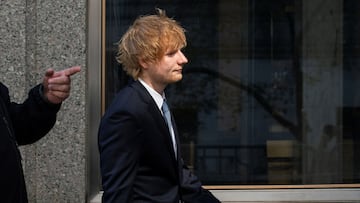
162, 99, 169, 113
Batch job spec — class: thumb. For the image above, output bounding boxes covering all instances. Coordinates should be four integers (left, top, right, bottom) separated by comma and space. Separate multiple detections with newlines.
43, 68, 55, 89
45, 68, 55, 78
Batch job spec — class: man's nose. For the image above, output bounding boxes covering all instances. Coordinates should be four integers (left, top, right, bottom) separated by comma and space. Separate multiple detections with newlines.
178, 50, 188, 64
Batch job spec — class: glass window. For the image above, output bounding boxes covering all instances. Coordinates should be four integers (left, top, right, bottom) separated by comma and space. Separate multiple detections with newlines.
103, 0, 360, 186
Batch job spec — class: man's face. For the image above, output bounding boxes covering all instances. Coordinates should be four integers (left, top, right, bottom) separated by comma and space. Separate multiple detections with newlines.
145, 48, 188, 89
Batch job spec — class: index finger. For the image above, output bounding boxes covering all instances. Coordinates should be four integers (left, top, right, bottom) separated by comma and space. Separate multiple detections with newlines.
63, 66, 81, 76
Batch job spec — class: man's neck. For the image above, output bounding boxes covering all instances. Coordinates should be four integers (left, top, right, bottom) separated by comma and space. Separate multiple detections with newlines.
138, 76, 165, 94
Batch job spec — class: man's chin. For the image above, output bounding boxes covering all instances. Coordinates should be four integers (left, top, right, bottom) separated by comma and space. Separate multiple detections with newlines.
175, 75, 183, 82
170, 74, 183, 83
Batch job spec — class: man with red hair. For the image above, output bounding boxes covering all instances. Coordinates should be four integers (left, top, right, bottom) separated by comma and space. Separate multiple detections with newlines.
98, 9, 220, 203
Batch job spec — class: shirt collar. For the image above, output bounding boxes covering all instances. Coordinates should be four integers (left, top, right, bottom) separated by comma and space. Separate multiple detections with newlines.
138, 78, 165, 111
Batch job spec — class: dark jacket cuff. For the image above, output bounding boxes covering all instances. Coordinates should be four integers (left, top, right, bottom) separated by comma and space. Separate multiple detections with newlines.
33, 84, 61, 111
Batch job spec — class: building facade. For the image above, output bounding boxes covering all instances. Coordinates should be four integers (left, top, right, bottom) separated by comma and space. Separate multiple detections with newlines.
0, 0, 359, 202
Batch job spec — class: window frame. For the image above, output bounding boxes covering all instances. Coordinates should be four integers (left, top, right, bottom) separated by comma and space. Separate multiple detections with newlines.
86, 0, 360, 201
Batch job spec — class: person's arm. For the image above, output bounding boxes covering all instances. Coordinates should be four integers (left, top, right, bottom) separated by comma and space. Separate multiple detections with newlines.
9, 84, 61, 145
180, 159, 221, 203
10, 66, 81, 145
98, 109, 142, 203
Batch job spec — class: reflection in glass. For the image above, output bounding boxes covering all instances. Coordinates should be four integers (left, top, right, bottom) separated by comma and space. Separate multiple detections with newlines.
104, 0, 360, 185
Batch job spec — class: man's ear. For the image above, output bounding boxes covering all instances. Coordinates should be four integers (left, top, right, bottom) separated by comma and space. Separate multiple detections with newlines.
139, 58, 149, 70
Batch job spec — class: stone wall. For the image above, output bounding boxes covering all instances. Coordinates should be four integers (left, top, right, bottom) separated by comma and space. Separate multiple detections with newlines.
0, 0, 87, 202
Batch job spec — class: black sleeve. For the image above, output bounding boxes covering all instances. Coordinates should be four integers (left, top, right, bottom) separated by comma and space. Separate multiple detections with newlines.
8, 84, 61, 145
180, 159, 221, 203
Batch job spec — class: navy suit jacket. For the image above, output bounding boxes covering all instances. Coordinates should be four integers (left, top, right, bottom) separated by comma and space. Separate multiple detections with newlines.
98, 80, 220, 203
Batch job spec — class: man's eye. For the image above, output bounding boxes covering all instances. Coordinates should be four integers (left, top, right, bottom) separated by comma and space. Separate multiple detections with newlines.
166, 51, 177, 56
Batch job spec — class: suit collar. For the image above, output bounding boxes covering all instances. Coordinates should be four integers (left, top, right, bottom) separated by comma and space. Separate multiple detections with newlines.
131, 80, 180, 163
138, 78, 164, 111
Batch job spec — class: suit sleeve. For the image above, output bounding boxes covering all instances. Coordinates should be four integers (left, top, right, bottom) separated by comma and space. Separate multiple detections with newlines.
180, 159, 221, 203
98, 109, 142, 203
5, 84, 61, 145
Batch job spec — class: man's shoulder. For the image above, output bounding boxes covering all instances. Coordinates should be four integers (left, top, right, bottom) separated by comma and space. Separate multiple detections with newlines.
120, 80, 151, 101
109, 83, 144, 107
0, 82, 9, 99
0, 82, 7, 90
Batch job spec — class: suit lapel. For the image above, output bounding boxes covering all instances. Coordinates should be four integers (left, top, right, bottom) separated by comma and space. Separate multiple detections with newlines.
171, 113, 185, 180
170, 113, 181, 161
132, 81, 179, 164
